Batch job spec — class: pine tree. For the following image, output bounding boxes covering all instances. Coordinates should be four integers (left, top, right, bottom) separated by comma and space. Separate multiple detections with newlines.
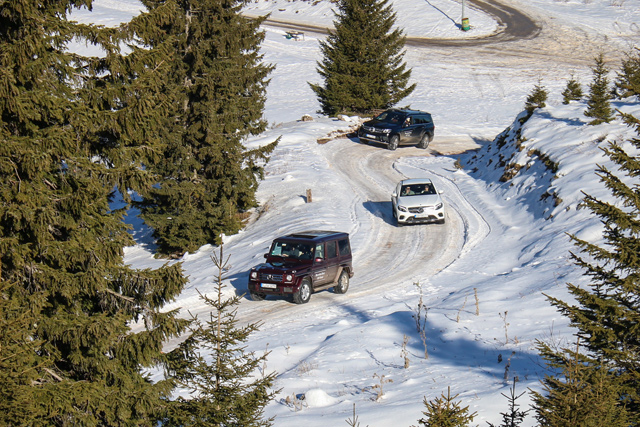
0, 1, 189, 423
562, 74, 584, 104
417, 387, 476, 427
0, 278, 47, 425
534, 110, 640, 423
584, 53, 614, 125
524, 79, 549, 117
163, 246, 277, 426
614, 48, 640, 99
533, 342, 629, 427
135, 0, 277, 256
488, 380, 531, 427
309, 0, 416, 116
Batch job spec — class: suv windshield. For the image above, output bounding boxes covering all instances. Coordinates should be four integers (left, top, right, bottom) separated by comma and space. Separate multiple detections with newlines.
269, 241, 313, 260
374, 111, 404, 124
401, 183, 436, 196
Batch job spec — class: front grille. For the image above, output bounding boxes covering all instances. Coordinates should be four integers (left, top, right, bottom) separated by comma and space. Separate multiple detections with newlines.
408, 207, 424, 214
363, 125, 378, 133
259, 273, 283, 282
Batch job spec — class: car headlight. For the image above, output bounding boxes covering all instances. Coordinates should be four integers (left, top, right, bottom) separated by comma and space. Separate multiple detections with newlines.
398, 205, 408, 212
250, 271, 258, 280
435, 202, 443, 210
285, 274, 294, 282
381, 129, 391, 134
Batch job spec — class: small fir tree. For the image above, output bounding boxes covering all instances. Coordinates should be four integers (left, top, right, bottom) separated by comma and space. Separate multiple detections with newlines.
524, 79, 548, 117
562, 74, 584, 104
136, 0, 277, 256
534, 109, 640, 423
164, 246, 277, 426
487, 379, 530, 427
417, 387, 477, 427
584, 53, 614, 125
309, 0, 416, 115
533, 342, 629, 427
614, 48, 640, 99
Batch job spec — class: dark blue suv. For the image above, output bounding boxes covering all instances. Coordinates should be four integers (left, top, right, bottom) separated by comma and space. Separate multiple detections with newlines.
358, 108, 435, 150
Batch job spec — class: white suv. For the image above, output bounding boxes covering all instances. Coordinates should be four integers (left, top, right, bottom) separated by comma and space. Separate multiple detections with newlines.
391, 178, 445, 226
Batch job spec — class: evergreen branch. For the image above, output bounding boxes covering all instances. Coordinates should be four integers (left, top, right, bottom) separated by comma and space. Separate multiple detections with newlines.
43, 367, 64, 383
102, 287, 136, 303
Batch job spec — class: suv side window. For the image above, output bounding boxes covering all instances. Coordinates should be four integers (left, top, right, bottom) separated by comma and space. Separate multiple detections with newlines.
315, 243, 324, 260
327, 241, 337, 258
338, 239, 351, 256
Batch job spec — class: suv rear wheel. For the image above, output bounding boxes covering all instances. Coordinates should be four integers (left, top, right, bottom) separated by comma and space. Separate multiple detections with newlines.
293, 277, 312, 304
334, 270, 350, 294
417, 132, 431, 149
388, 135, 399, 150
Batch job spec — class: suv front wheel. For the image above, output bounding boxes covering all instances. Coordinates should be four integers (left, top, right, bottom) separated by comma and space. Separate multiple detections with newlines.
293, 277, 312, 304
250, 291, 266, 301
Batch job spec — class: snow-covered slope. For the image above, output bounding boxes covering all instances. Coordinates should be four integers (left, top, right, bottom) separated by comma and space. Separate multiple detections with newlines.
68, 0, 640, 425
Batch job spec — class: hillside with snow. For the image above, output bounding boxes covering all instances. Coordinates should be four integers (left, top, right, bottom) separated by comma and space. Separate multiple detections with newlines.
70, 0, 640, 425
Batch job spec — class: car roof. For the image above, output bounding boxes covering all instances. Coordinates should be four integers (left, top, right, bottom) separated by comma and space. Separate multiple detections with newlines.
277, 230, 349, 242
400, 178, 434, 186
391, 108, 430, 115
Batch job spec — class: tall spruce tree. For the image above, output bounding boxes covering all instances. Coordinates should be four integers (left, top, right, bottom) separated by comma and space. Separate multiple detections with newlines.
562, 74, 584, 104
0, 0, 190, 423
585, 53, 614, 125
309, 0, 416, 116
615, 48, 640, 99
534, 110, 640, 423
163, 247, 277, 426
135, 0, 277, 256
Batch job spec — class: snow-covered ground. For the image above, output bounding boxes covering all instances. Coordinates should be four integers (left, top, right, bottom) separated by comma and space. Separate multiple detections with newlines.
71, 0, 640, 425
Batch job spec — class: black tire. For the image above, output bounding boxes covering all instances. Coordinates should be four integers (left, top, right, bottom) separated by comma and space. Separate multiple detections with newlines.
334, 270, 349, 294
388, 135, 399, 151
293, 277, 312, 304
249, 291, 266, 301
417, 132, 430, 149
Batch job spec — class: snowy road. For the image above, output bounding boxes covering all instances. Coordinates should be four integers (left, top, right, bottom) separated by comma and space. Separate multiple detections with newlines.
225, 135, 490, 331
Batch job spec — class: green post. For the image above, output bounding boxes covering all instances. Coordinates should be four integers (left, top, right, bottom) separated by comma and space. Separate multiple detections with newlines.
462, 17, 470, 31
461, 0, 469, 31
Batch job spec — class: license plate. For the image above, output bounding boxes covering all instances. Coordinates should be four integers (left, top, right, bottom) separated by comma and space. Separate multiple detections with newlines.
366, 134, 376, 139
261, 283, 277, 289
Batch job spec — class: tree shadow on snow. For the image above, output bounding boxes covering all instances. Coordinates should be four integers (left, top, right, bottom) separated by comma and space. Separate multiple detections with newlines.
424, 0, 458, 27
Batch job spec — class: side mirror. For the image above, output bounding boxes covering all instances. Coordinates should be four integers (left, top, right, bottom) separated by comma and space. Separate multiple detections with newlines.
263, 253, 268, 259
392, 192, 397, 197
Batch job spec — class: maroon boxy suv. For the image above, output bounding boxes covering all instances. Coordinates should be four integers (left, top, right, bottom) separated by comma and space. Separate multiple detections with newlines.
247, 231, 354, 304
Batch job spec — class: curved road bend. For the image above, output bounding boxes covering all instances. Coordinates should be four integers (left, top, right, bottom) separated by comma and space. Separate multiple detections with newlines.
256, 0, 541, 46
253, 0, 606, 66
